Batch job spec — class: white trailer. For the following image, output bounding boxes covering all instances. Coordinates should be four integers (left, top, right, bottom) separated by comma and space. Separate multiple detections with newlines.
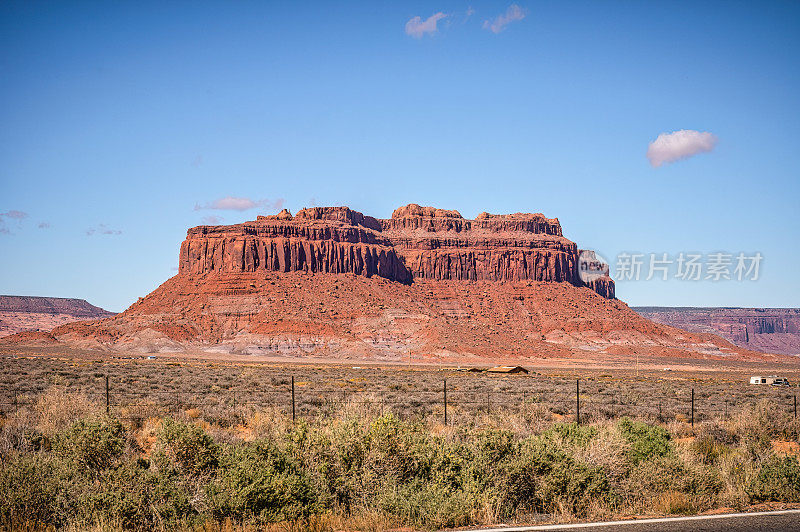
750, 375, 790, 386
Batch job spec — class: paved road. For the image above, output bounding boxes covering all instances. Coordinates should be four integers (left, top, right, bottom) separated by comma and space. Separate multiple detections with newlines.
470, 509, 800, 531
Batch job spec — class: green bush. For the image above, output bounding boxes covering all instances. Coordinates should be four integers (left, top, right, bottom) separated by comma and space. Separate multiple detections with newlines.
747, 456, 800, 502
78, 460, 194, 529
305, 419, 366, 511
52, 416, 126, 470
499, 437, 613, 515
207, 439, 322, 523
5, 404, 789, 529
692, 433, 728, 464
365, 414, 438, 482
154, 418, 219, 475
377, 478, 474, 529
618, 418, 672, 464
541, 422, 598, 447
0, 454, 68, 527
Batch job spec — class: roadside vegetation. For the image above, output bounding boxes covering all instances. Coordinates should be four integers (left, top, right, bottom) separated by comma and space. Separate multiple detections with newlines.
2, 385, 800, 531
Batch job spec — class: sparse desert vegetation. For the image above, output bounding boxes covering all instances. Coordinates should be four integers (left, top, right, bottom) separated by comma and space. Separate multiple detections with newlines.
2, 356, 800, 531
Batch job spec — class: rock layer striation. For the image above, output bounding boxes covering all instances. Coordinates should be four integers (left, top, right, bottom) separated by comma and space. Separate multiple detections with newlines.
634, 307, 800, 356
178, 204, 614, 298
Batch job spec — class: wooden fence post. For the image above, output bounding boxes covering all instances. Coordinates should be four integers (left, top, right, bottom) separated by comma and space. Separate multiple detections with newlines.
105, 375, 110, 415
291, 376, 296, 422
443, 379, 447, 425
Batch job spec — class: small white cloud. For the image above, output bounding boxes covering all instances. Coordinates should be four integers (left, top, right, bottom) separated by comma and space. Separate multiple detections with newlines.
190, 155, 203, 168
647, 130, 718, 167
483, 4, 526, 33
194, 196, 285, 211
1, 210, 28, 220
405, 12, 447, 38
86, 223, 122, 236
201, 215, 222, 225
37, 222, 50, 229
0, 210, 28, 235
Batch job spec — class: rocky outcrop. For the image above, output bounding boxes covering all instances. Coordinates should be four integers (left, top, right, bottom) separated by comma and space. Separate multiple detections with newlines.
633, 307, 800, 356
177, 204, 613, 298
381, 205, 581, 285
179, 207, 411, 283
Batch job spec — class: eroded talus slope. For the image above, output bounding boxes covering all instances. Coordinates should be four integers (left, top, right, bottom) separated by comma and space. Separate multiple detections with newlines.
29, 271, 747, 362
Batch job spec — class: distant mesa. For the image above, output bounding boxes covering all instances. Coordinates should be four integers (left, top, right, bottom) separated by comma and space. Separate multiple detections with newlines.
634, 307, 800, 356
0, 295, 115, 337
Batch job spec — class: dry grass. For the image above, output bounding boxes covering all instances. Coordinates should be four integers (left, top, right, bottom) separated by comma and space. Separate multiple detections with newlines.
2, 356, 800, 530
2, 355, 797, 427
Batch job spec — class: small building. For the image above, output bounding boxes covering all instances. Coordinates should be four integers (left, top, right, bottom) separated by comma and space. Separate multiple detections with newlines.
486, 366, 529, 374
750, 375, 790, 386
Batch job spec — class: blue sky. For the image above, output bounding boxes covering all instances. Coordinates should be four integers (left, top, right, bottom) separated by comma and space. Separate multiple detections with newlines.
1, 1, 798, 312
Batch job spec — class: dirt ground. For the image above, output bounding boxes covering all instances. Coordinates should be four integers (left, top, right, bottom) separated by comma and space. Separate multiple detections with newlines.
2, 345, 800, 424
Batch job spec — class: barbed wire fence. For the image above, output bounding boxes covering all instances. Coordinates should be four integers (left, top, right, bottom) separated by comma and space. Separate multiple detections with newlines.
0, 373, 797, 427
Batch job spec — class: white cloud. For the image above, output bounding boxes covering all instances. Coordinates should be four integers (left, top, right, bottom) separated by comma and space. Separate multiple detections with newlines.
483, 4, 526, 33
646, 130, 718, 167
86, 223, 122, 236
1, 210, 28, 220
201, 215, 222, 225
405, 12, 447, 38
194, 196, 285, 211
37, 222, 50, 229
0, 210, 28, 235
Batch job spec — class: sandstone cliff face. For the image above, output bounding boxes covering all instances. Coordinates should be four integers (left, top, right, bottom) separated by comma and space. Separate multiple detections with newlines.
382, 205, 581, 285
177, 204, 613, 298
633, 307, 800, 356
179, 207, 410, 283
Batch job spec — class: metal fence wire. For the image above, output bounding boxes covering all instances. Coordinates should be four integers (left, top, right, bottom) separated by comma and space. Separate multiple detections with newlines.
1, 374, 797, 426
